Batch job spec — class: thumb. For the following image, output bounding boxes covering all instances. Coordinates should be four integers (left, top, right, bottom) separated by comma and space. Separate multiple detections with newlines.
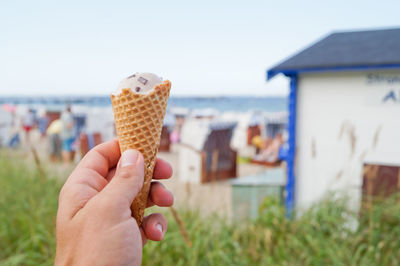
101, 149, 145, 207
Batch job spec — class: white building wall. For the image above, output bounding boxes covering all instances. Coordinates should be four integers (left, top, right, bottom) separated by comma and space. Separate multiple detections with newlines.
296, 70, 400, 211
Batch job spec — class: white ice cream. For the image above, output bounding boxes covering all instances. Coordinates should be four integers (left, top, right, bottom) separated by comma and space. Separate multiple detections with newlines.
114, 72, 163, 95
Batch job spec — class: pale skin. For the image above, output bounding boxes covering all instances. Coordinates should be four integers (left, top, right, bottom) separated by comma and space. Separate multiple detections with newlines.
55, 139, 174, 265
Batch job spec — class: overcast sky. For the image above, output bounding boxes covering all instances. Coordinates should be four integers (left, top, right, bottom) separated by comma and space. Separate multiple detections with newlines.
1, 0, 399, 96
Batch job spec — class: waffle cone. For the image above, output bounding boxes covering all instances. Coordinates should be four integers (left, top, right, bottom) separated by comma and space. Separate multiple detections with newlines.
111, 80, 171, 225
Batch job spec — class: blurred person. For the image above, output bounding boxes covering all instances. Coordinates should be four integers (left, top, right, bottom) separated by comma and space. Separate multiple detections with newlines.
251, 135, 263, 150
61, 106, 76, 162
170, 125, 180, 143
37, 108, 49, 139
47, 119, 62, 162
260, 133, 284, 163
55, 139, 174, 265
22, 108, 36, 145
0, 104, 18, 148
170, 116, 185, 143
7, 114, 20, 148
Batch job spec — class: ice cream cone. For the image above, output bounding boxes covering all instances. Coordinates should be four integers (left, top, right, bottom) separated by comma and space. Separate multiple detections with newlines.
111, 80, 171, 225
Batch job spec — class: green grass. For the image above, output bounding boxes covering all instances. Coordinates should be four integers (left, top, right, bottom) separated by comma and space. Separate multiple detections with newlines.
144, 196, 400, 266
0, 152, 399, 265
0, 152, 60, 266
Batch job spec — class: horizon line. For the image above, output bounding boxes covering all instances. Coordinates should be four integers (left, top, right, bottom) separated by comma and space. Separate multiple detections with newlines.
0, 94, 288, 98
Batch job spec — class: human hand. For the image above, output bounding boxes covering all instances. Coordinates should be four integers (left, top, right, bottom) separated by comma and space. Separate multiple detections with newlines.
55, 139, 173, 265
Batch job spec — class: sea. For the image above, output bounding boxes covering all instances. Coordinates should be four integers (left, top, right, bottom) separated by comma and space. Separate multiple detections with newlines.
0, 96, 287, 113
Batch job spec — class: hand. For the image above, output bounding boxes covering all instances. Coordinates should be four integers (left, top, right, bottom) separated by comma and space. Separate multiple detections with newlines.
55, 139, 173, 266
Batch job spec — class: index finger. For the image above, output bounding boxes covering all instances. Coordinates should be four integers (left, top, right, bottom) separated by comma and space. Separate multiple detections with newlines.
75, 138, 121, 178
153, 158, 173, 180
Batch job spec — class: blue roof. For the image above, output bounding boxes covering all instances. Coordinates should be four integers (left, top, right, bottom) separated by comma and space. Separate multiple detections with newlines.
267, 28, 400, 79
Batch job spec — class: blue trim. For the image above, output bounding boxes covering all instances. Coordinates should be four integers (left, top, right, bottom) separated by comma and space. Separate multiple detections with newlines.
267, 63, 400, 80
285, 75, 297, 218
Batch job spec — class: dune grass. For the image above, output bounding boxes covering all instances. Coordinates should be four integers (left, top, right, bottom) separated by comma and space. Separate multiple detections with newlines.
143, 195, 400, 266
0, 152, 399, 265
0, 153, 60, 266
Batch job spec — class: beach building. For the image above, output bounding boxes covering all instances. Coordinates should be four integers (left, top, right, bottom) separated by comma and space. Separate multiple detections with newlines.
267, 28, 400, 214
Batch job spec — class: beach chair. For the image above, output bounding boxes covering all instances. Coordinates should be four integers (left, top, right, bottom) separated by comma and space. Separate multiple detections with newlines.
178, 119, 237, 184
79, 132, 103, 157
158, 125, 171, 152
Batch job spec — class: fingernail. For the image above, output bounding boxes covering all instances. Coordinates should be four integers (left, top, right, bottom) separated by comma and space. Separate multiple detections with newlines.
120, 150, 139, 167
156, 223, 163, 234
